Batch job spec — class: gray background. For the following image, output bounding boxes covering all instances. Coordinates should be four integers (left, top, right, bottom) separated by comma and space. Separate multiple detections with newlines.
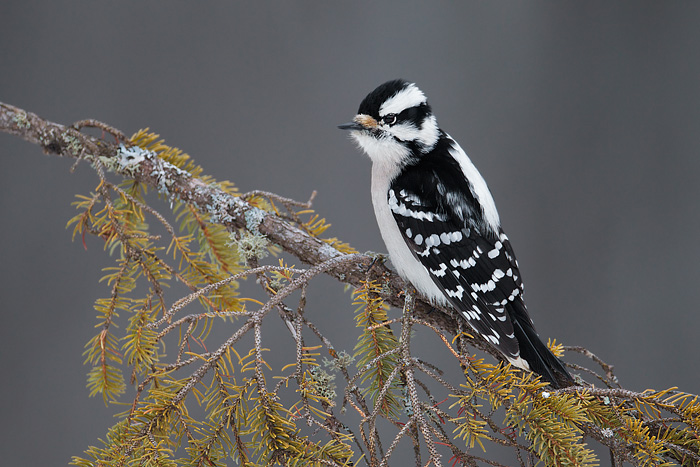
2, 2, 699, 465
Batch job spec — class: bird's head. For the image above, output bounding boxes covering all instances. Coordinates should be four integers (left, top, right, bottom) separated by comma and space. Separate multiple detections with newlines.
339, 80, 440, 165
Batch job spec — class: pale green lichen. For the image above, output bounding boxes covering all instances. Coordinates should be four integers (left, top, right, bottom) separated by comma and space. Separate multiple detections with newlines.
401, 386, 413, 417
92, 144, 151, 176
12, 111, 30, 129
115, 144, 152, 176
379, 280, 392, 297
149, 161, 175, 194
62, 133, 82, 156
206, 192, 235, 225
228, 231, 269, 264
323, 350, 354, 371
88, 152, 118, 172
268, 273, 288, 292
318, 243, 341, 259
244, 207, 266, 235
307, 367, 337, 404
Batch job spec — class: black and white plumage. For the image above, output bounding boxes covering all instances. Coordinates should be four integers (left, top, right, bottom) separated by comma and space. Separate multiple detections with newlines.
339, 79, 573, 388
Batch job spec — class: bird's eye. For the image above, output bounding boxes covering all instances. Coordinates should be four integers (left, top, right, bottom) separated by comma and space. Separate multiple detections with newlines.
382, 114, 397, 125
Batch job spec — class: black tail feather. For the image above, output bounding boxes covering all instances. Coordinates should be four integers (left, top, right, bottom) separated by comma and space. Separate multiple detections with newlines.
511, 315, 574, 389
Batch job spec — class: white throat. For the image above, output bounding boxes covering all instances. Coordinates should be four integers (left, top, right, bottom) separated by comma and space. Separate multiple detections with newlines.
350, 130, 412, 168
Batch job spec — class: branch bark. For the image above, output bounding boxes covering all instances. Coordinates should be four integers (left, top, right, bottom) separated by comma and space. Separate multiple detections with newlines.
0, 101, 462, 338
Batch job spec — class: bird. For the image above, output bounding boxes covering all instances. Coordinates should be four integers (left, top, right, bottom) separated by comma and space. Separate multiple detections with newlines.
338, 79, 573, 388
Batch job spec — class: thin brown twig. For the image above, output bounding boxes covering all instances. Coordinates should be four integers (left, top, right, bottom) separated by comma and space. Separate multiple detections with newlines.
72, 118, 128, 142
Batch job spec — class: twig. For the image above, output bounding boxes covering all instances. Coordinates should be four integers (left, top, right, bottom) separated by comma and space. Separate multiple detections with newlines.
401, 289, 443, 467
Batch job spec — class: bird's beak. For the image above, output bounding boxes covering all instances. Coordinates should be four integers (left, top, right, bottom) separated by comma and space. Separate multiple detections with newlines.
338, 114, 378, 131
337, 121, 364, 131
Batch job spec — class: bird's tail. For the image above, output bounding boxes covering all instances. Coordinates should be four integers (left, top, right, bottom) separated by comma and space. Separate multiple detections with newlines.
511, 314, 574, 389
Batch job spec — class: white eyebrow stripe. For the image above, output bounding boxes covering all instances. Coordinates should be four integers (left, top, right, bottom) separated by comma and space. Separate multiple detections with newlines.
379, 84, 427, 116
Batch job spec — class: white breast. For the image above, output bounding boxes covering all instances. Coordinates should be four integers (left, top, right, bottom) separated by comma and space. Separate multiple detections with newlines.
370, 159, 448, 306
350, 128, 448, 305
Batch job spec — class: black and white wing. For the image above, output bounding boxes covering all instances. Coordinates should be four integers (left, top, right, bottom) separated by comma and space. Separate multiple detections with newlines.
388, 153, 530, 364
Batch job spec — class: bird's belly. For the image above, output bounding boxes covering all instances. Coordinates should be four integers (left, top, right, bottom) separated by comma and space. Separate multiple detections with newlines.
370, 167, 447, 306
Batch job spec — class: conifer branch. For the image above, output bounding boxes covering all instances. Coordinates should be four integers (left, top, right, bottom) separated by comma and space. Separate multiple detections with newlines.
0, 101, 460, 335
3, 101, 700, 466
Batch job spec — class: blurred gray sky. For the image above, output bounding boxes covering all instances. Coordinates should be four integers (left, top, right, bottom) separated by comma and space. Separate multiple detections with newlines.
1, 2, 700, 465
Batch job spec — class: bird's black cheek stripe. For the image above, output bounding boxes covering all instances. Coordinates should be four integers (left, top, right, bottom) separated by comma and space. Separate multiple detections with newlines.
398, 103, 430, 127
